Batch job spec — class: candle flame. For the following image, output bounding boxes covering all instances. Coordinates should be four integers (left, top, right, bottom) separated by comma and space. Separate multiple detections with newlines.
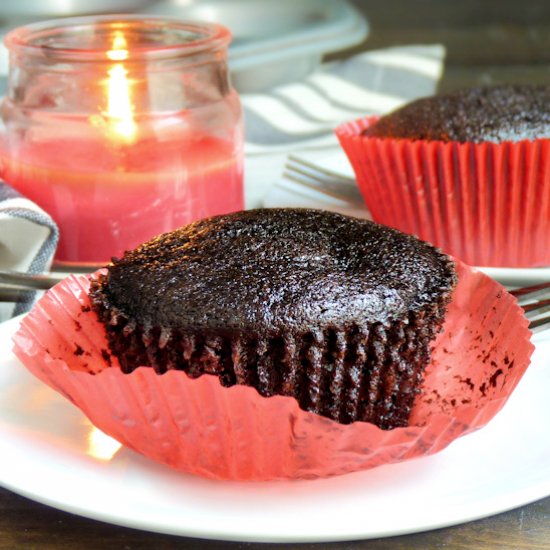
104, 31, 136, 143
107, 32, 129, 61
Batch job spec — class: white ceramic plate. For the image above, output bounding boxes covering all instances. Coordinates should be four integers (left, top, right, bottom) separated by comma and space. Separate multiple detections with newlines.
1, 316, 549, 543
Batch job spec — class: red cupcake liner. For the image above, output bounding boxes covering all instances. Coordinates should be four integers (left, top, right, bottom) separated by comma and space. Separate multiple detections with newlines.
12, 262, 533, 481
336, 117, 550, 267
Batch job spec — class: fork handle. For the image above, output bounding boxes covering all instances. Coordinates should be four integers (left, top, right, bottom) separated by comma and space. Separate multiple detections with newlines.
0, 271, 64, 290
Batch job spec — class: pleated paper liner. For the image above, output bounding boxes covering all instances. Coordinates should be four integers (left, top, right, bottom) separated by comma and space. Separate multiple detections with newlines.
12, 262, 533, 481
336, 117, 550, 267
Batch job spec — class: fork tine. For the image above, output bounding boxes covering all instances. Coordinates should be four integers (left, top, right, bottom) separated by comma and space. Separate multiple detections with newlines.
287, 154, 355, 183
528, 313, 550, 334
510, 281, 550, 304
521, 298, 550, 313
283, 167, 365, 204
284, 164, 364, 205
0, 288, 26, 302
283, 171, 360, 203
509, 282, 550, 330
287, 163, 343, 186
521, 297, 550, 317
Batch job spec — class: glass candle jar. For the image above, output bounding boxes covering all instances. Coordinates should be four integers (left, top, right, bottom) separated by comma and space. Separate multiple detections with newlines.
0, 15, 244, 264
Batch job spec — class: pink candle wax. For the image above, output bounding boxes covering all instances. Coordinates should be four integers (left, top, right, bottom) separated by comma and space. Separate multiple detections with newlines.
0, 133, 243, 263
0, 16, 244, 264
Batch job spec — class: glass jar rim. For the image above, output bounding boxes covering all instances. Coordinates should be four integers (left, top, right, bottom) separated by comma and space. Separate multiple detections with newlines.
4, 14, 231, 62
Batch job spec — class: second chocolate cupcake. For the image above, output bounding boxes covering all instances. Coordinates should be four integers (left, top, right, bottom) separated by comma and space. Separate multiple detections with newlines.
337, 84, 550, 267
90, 208, 456, 430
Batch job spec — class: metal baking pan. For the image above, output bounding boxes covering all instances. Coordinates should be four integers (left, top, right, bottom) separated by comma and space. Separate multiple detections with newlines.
143, 0, 369, 91
0, 0, 368, 92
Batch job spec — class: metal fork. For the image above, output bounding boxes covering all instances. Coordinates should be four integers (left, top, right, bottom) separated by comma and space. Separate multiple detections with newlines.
0, 270, 65, 291
2, 269, 550, 332
0, 262, 102, 293
283, 154, 364, 204
0, 271, 67, 316
510, 282, 550, 333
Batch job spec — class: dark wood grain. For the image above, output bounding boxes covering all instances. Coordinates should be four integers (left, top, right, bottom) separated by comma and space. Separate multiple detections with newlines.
1, 488, 549, 550
2, 1, 549, 548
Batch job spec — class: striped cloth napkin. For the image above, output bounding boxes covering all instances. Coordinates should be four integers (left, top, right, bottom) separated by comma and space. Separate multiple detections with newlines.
242, 44, 445, 208
0, 182, 59, 321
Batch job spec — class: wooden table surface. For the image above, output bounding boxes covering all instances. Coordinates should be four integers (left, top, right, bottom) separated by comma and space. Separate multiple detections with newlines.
2, 1, 550, 548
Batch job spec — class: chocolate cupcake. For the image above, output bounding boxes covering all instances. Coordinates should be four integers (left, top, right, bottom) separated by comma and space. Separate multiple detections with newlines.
363, 84, 550, 143
90, 208, 456, 430
337, 84, 550, 267
14, 256, 533, 480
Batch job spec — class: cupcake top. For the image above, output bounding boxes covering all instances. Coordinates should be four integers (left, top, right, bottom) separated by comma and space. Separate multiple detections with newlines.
93, 209, 456, 333
363, 84, 550, 143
